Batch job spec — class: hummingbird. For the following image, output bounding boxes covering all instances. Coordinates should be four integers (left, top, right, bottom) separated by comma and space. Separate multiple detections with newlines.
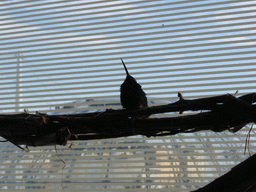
120, 58, 148, 111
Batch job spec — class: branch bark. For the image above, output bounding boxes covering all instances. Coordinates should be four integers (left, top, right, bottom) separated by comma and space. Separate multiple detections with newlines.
0, 92, 255, 147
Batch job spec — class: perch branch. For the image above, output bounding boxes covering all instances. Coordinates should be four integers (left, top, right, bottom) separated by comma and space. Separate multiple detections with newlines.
0, 92, 255, 147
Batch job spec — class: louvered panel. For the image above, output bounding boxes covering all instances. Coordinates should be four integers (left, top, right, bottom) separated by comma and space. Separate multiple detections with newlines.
0, 0, 256, 191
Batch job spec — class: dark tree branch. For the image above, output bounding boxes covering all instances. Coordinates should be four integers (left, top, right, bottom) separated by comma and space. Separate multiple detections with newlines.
0, 92, 255, 147
192, 153, 256, 192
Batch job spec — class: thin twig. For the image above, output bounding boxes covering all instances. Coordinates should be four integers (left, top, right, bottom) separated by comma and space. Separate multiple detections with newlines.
244, 124, 253, 156
55, 145, 66, 191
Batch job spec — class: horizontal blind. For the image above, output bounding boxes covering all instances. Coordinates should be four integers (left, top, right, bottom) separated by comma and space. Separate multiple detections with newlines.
0, 0, 256, 191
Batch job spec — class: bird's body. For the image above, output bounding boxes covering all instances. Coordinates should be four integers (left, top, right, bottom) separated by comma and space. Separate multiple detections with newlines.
120, 59, 148, 110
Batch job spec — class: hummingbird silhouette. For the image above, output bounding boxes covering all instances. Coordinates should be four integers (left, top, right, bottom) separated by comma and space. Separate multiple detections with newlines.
120, 58, 148, 111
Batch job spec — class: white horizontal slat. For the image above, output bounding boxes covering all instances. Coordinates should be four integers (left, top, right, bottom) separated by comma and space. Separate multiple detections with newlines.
1, 38, 256, 64
1, 19, 255, 47
0, 1, 162, 18
0, 65, 255, 91
0, 87, 254, 106
0, 169, 230, 176
1, 64, 255, 84
0, 177, 228, 183
2, 74, 255, 94
1, 27, 255, 54
0, 1, 250, 22
0, 164, 238, 171
1, 25, 255, 54
0, 157, 250, 167
0, 148, 253, 158
2, 55, 254, 71
0, 78, 254, 100
0, 18, 254, 47
1, 58, 256, 80
0, 157, 247, 166
0, 6, 254, 38
1, 52, 256, 78
1, 27, 255, 55
0, 130, 251, 148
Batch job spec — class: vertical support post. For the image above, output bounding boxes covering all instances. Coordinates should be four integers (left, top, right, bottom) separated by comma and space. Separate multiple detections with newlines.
15, 53, 22, 113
